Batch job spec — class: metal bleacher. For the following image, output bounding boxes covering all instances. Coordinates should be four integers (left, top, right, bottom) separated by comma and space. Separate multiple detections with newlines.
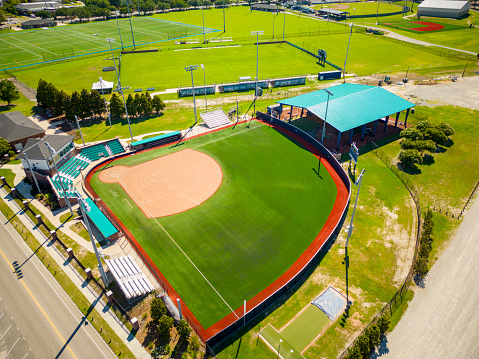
81, 139, 125, 162
105, 255, 155, 300
200, 108, 232, 129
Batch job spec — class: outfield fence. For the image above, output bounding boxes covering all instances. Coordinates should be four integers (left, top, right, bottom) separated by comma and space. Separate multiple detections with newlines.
337, 142, 422, 359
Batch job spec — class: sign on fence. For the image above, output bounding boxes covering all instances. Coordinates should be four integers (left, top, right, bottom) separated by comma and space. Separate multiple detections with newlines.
349, 142, 359, 163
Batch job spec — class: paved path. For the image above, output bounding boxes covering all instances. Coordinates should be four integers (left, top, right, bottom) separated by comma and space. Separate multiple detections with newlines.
0, 210, 117, 359
375, 196, 479, 358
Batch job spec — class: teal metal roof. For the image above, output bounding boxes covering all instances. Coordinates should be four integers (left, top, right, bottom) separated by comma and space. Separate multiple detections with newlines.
85, 198, 118, 239
277, 84, 415, 133
131, 131, 181, 147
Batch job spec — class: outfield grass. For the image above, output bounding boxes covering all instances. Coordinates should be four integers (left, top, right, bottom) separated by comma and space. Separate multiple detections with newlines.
121, 42, 334, 90
91, 120, 338, 328
313, 1, 403, 16
280, 305, 331, 352
382, 19, 466, 33
0, 91, 40, 116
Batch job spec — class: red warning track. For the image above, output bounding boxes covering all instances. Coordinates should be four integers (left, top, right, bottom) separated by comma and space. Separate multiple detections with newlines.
85, 119, 350, 344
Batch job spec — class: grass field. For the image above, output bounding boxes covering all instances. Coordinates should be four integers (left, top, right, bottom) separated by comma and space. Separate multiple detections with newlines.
313, 1, 404, 16
281, 305, 331, 352
382, 19, 466, 33
0, 17, 219, 70
90, 120, 339, 328
120, 42, 334, 90
260, 325, 303, 359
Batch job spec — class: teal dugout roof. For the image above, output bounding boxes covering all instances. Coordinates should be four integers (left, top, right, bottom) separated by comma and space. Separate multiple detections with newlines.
85, 198, 118, 239
277, 83, 415, 133
131, 131, 181, 147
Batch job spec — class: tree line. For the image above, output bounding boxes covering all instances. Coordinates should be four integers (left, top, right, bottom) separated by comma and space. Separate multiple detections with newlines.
414, 209, 434, 280
344, 315, 390, 359
36, 79, 165, 122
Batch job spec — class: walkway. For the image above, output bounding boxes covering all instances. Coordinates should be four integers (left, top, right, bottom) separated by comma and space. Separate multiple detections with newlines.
374, 196, 479, 358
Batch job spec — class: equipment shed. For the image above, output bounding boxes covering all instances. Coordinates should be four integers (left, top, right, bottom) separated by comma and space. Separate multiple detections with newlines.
417, 0, 470, 19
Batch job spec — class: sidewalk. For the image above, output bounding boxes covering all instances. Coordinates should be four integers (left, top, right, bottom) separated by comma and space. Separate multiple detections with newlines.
0, 179, 153, 359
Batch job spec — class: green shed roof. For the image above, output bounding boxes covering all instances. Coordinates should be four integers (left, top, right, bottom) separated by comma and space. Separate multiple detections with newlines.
277, 84, 415, 133
85, 198, 118, 239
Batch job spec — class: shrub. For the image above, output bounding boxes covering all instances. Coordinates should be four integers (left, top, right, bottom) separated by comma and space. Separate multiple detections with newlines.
176, 319, 191, 342
189, 335, 200, 352
157, 315, 174, 341
30, 188, 38, 196
36, 193, 44, 200
377, 315, 390, 335
400, 127, 423, 141
438, 122, 454, 136
424, 127, 448, 145
398, 149, 423, 167
8, 150, 15, 158
150, 298, 167, 323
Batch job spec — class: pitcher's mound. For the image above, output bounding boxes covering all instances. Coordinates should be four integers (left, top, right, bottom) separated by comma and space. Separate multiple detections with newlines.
99, 149, 223, 218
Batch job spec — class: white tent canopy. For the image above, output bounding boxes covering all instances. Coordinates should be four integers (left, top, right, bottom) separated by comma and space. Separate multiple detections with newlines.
91, 79, 114, 94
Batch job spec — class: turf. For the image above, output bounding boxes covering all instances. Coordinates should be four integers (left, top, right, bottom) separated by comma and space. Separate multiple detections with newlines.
382, 20, 466, 33
120, 42, 334, 90
313, 1, 404, 17
90, 120, 338, 328
281, 305, 331, 352
260, 325, 303, 359
0, 17, 219, 70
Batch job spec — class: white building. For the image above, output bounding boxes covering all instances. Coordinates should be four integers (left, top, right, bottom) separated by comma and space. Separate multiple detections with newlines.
417, 0, 470, 19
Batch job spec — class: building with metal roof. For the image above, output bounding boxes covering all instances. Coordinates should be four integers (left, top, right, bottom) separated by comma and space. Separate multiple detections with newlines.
315, 7, 349, 20
417, 0, 470, 19
250, 3, 283, 12
15, 1, 62, 14
0, 111, 45, 151
21, 18, 57, 29
276, 83, 415, 150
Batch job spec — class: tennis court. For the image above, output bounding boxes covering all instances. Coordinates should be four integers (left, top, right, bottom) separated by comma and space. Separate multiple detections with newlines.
0, 17, 219, 70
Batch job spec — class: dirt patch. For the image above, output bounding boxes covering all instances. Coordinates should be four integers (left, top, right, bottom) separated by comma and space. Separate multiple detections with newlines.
99, 149, 223, 218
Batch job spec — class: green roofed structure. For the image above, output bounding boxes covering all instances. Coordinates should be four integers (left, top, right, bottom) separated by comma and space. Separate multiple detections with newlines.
85, 197, 119, 241
277, 83, 415, 150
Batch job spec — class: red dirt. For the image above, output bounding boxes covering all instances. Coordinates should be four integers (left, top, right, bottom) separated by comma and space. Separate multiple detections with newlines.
85, 119, 350, 343
98, 149, 222, 218
411, 21, 444, 31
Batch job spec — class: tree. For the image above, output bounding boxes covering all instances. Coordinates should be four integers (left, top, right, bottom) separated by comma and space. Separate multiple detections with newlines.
54, 7, 70, 18
157, 315, 174, 341
90, 91, 104, 117
0, 138, 12, 157
345, 345, 362, 359
438, 122, 454, 136
424, 127, 448, 145
126, 94, 137, 117
0, 13, 6, 25
109, 93, 125, 118
414, 255, 428, 278
70, 91, 82, 120
356, 334, 371, 358
150, 298, 167, 323
142, 93, 153, 115
377, 315, 390, 335
0, 79, 20, 105
366, 324, 381, 348
400, 127, 423, 141
53, 90, 70, 117
37, 10, 50, 18
157, 2, 170, 10
3, 5, 18, 16
152, 95, 165, 113
139, 0, 155, 14
398, 149, 422, 167
400, 139, 436, 154
79, 89, 92, 119
44, 82, 59, 108
176, 319, 191, 342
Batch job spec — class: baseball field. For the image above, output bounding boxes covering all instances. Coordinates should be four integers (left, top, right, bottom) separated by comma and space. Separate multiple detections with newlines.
87, 120, 347, 336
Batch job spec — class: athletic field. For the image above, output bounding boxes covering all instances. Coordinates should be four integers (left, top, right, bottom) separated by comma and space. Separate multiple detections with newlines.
88, 120, 346, 337
0, 17, 219, 70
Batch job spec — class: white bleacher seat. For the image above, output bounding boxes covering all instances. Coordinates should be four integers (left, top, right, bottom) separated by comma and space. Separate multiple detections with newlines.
200, 109, 232, 129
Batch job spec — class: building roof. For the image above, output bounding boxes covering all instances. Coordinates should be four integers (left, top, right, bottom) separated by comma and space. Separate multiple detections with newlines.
251, 3, 280, 10
0, 111, 45, 143
16, 2, 61, 10
85, 198, 118, 239
91, 79, 114, 91
317, 8, 348, 15
21, 19, 55, 26
418, 0, 469, 10
277, 83, 415, 133
18, 134, 74, 161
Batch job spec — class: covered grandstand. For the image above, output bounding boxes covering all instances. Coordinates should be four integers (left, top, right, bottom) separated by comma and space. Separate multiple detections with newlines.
276, 83, 415, 150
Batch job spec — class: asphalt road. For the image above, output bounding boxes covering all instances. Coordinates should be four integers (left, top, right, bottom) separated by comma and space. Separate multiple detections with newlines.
0, 211, 117, 359
375, 196, 479, 358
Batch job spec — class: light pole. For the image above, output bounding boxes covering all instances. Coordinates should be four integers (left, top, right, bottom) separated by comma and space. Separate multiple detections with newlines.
277, 339, 282, 358
77, 196, 109, 287
136, 0, 140, 16
251, 30, 263, 115
321, 89, 334, 145
75, 115, 85, 146
202, 7, 206, 43
107, 38, 134, 143
282, 10, 286, 41
223, 0, 226, 32
45, 142, 73, 216
43, 0, 53, 27
200, 64, 207, 111
115, 13, 124, 50
272, 11, 279, 39
99, 77, 112, 127
185, 65, 199, 126
124, 0, 136, 49
376, 0, 380, 19
343, 23, 353, 83
23, 151, 42, 195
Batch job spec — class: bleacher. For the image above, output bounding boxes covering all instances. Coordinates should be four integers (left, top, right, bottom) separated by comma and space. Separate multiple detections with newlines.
81, 139, 125, 162
105, 255, 155, 300
200, 108, 232, 129
84, 197, 118, 240
130, 131, 181, 150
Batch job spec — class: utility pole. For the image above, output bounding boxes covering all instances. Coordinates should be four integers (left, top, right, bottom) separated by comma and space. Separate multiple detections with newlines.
125, 0, 136, 49
75, 115, 85, 146
251, 30, 263, 115
45, 142, 73, 216
185, 65, 199, 125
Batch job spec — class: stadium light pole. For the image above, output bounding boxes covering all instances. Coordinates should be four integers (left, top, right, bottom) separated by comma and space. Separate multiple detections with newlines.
43, 0, 53, 27
23, 151, 42, 195
76, 196, 109, 287
185, 65, 199, 126
107, 38, 134, 143
124, 0, 136, 49
343, 23, 353, 83
223, 0, 226, 32
282, 10, 286, 41
99, 77, 112, 127
202, 7, 206, 43
272, 11, 279, 39
115, 13, 124, 51
75, 115, 85, 146
251, 30, 263, 115
136, 0, 140, 16
200, 64, 207, 111
45, 142, 73, 216
376, 0, 380, 19
321, 89, 334, 145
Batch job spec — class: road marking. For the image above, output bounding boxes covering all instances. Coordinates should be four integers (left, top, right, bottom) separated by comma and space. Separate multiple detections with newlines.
4, 337, 20, 358
0, 247, 78, 359
0, 325, 11, 341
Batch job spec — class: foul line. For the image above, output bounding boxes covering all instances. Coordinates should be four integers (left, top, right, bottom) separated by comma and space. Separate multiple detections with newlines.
0, 247, 78, 359
118, 176, 240, 319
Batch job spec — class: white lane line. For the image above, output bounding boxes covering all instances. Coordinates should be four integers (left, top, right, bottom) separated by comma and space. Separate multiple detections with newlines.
4, 337, 20, 359
122, 199, 133, 208
0, 215, 112, 359
22, 353, 28, 359
0, 313, 4, 320
0, 38, 42, 58
12, 37, 48, 54
0, 325, 11, 341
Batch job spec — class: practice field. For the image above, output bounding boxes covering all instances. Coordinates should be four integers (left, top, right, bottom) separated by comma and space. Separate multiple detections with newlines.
382, 20, 465, 33
120, 43, 336, 90
0, 17, 219, 70
88, 120, 344, 334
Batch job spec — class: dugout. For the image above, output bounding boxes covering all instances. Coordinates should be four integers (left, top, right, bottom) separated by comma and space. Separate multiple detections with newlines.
276, 83, 415, 151
316, 8, 349, 20
130, 131, 181, 150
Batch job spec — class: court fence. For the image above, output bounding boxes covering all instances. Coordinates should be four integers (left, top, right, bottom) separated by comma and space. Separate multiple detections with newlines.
337, 141, 422, 358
